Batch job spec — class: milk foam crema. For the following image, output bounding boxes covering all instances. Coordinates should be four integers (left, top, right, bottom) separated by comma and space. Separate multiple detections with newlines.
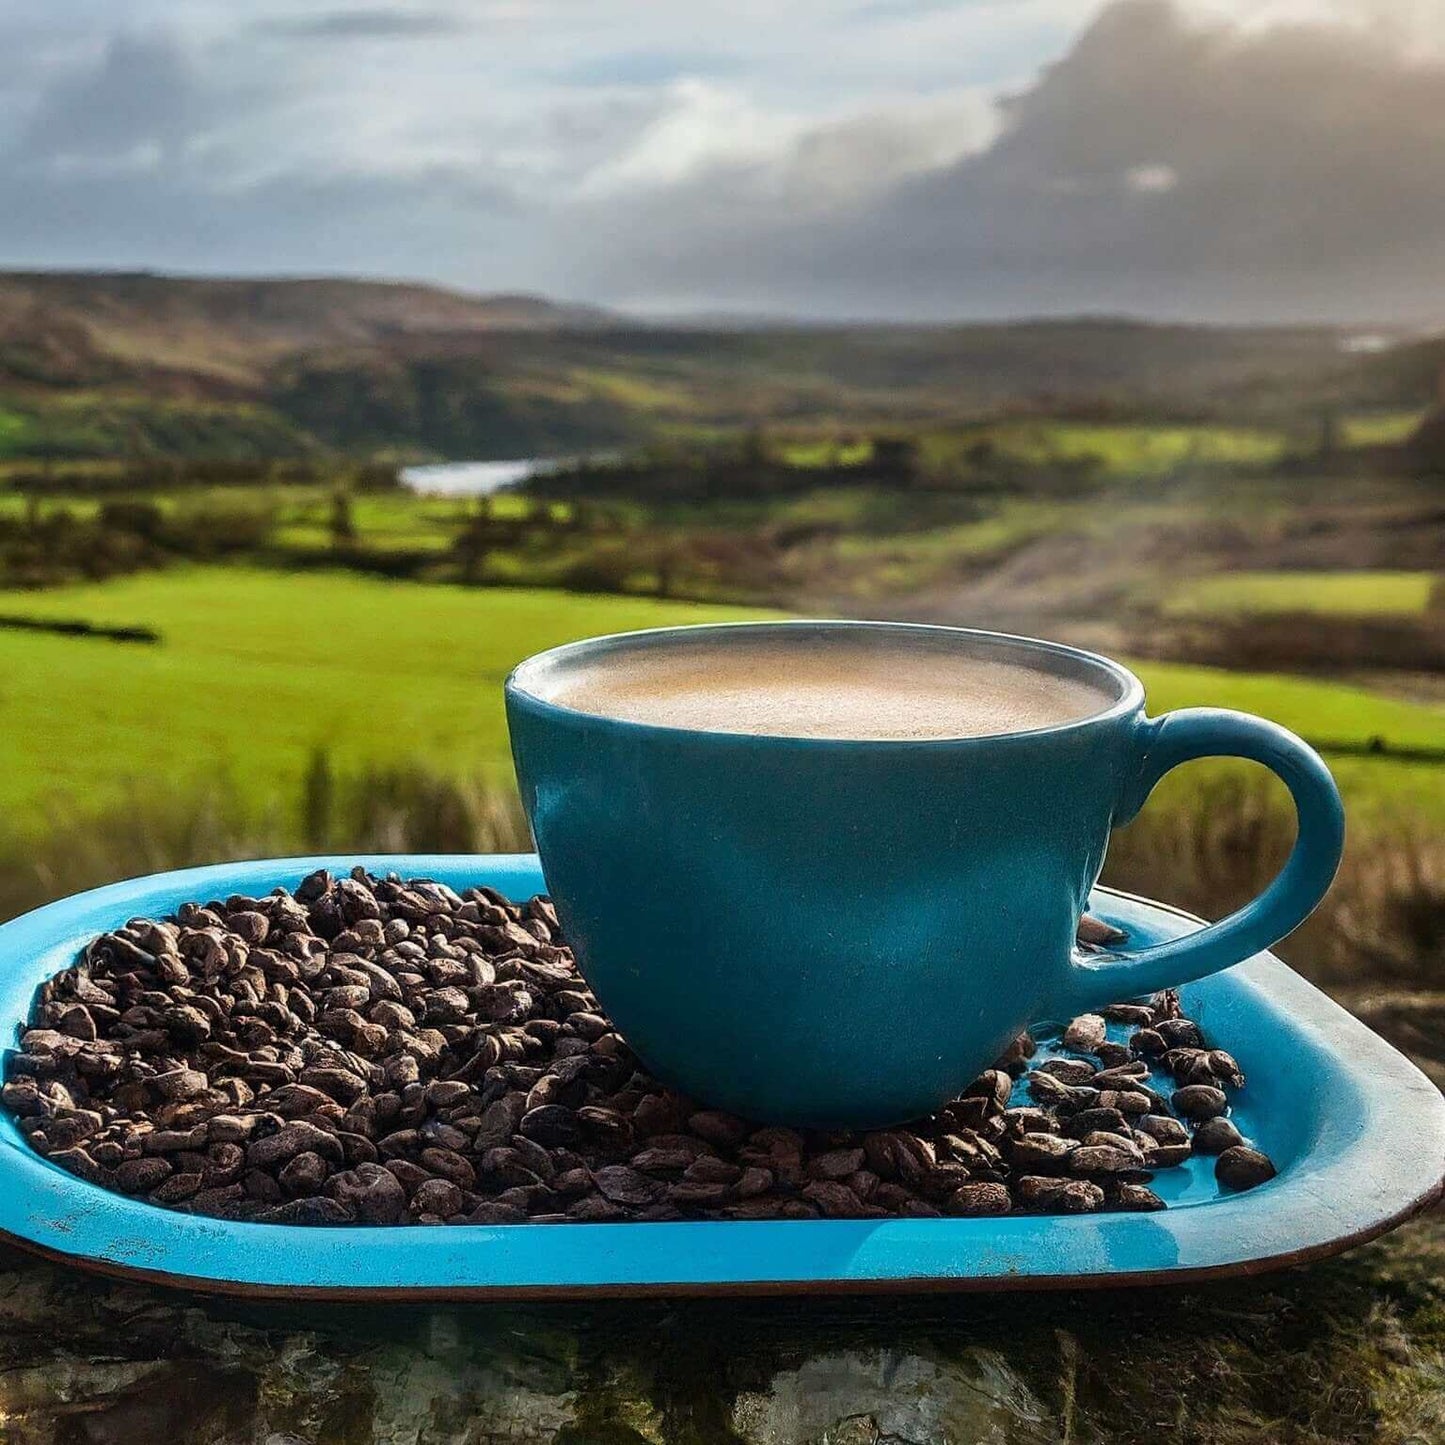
542, 636, 1115, 740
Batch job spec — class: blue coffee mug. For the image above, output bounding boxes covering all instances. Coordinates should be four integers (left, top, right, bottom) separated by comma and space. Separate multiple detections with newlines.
505, 622, 1344, 1127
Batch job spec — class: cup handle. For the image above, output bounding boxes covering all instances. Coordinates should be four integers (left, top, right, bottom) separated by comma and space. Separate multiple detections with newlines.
1059, 708, 1345, 1015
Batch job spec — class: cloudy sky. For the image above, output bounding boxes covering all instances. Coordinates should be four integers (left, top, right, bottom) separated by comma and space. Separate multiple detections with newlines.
2, 0, 1443, 321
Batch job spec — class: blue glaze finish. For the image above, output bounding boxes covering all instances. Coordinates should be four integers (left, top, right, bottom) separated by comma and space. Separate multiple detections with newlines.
0, 856, 1438, 1298
506, 622, 1344, 1125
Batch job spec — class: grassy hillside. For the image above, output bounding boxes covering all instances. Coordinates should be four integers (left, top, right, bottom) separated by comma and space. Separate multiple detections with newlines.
0, 570, 779, 834
0, 269, 1433, 460
1166, 571, 1438, 619
2, 569, 1440, 837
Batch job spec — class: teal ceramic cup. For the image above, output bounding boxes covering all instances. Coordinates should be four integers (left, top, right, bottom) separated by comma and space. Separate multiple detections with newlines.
505, 622, 1344, 1127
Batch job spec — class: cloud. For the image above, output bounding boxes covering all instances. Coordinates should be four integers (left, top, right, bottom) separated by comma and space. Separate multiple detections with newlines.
575, 0, 1445, 321
552, 49, 747, 87
0, 27, 528, 285
17, 32, 205, 166
256, 9, 469, 40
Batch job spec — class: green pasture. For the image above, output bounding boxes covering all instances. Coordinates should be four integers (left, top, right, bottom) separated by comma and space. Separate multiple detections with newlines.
1340, 409, 1428, 447
2, 569, 1442, 839
1166, 570, 1439, 619
921, 421, 1289, 477
0, 569, 778, 836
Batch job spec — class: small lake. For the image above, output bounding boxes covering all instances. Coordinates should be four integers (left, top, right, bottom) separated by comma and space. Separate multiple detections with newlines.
399, 459, 553, 496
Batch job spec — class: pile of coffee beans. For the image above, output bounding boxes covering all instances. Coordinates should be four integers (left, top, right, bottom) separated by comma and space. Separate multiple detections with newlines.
1, 869, 1276, 1225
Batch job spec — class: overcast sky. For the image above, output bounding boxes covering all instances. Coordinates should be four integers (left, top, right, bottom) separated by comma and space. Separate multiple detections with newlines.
1, 0, 1443, 321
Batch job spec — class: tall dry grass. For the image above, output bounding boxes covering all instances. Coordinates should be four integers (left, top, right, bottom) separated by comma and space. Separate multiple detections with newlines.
2, 762, 1439, 995
1104, 771, 1444, 988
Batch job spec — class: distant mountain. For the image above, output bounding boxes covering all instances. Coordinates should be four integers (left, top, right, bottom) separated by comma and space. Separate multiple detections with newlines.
0, 271, 615, 391
0, 269, 1438, 460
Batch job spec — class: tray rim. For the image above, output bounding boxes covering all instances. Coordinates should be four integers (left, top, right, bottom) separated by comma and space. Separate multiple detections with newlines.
0, 853, 1440, 1300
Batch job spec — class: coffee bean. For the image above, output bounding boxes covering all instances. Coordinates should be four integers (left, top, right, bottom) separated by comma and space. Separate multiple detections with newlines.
592, 1165, 663, 1206
1035, 1059, 1095, 1086
1062, 1014, 1107, 1052
1130, 1028, 1166, 1058
1107, 1182, 1166, 1211
1092, 1062, 1149, 1087
807, 1148, 865, 1180
248, 1120, 344, 1170
963, 1068, 1014, 1110
1101, 1004, 1154, 1026
801, 1180, 866, 1218
687, 1110, 751, 1148
1016, 1176, 1103, 1213
419, 1148, 477, 1190
1156, 1018, 1205, 1049
1215, 1146, 1277, 1191
279, 1151, 329, 1196
1136, 1115, 1189, 1146
255, 1197, 353, 1225
1171, 1085, 1229, 1121
1012, 1133, 1078, 1173
7, 870, 1272, 1229
116, 1156, 171, 1193
151, 1171, 203, 1203
1192, 1117, 1245, 1155
470, 1201, 530, 1224
1070, 1144, 1143, 1175
1077, 915, 1127, 947
519, 1105, 580, 1148
411, 1178, 464, 1217
948, 1182, 1012, 1216
994, 1031, 1036, 1075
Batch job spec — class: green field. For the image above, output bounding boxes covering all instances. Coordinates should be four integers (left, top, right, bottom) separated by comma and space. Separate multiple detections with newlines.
0, 570, 779, 835
921, 421, 1290, 477
1166, 570, 1439, 619
4, 570, 1443, 836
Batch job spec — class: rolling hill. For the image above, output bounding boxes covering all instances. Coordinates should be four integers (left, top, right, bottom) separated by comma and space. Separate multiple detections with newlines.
0, 269, 1437, 460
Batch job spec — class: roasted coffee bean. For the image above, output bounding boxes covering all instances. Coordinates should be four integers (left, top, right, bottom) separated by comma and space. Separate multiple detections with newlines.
1215, 1146, 1277, 1191
279, 1151, 329, 1197
1092, 1062, 1149, 1087
1155, 1018, 1205, 1050
1076, 915, 1127, 947
116, 1156, 171, 1193
5, 870, 1269, 1228
1192, 1116, 1245, 1155
256, 1197, 353, 1225
151, 1170, 203, 1203
1136, 1115, 1189, 1146
1130, 1027, 1166, 1058
687, 1110, 751, 1148
411, 1178, 464, 1217
801, 1181, 867, 1218
807, 1148, 865, 1180
1035, 1059, 1095, 1086
1143, 1142, 1193, 1169
994, 1031, 1036, 1076
1062, 1014, 1107, 1053
963, 1069, 1014, 1110
1107, 1182, 1166, 1211
1026, 1071, 1075, 1107
1016, 1176, 1103, 1213
592, 1165, 663, 1206
1171, 1085, 1229, 1121
519, 1105, 580, 1147
1012, 1133, 1078, 1173
1070, 1143, 1143, 1175
949, 1182, 1012, 1216
1101, 1003, 1154, 1026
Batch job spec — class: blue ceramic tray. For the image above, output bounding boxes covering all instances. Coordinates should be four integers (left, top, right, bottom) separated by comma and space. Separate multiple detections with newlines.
0, 854, 1440, 1299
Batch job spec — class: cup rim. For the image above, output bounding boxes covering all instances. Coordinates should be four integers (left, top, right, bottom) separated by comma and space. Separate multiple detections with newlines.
504, 620, 1146, 747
